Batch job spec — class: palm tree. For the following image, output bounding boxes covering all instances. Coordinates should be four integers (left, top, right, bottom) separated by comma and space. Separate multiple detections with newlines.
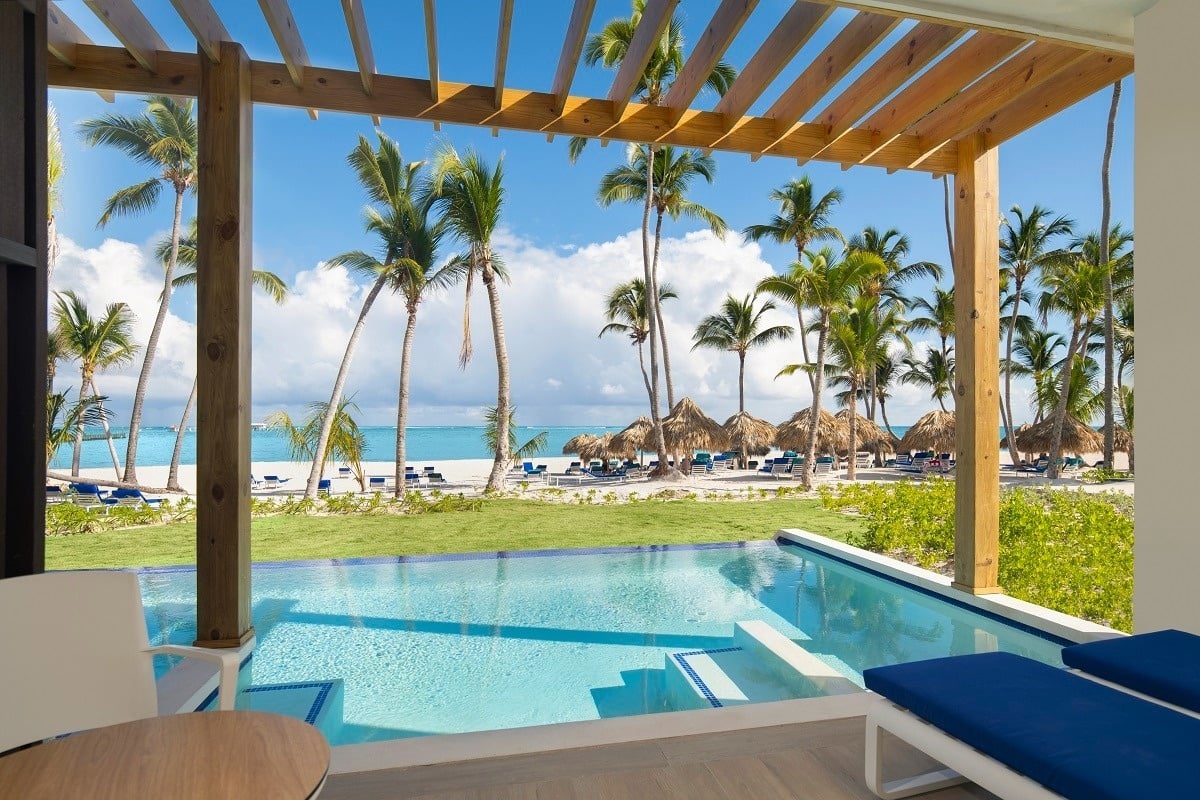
907, 285, 955, 365
999, 204, 1073, 470
691, 293, 793, 413
47, 327, 64, 395
47, 103, 64, 283
430, 143, 512, 491
572, 1, 735, 479
52, 291, 138, 477
1033, 351, 1102, 427
156, 219, 289, 491
1038, 253, 1106, 476
80, 96, 198, 485
760, 246, 886, 487
1098, 79, 1123, 470
1114, 297, 1134, 390
873, 354, 904, 438
901, 348, 956, 412
1009, 329, 1067, 424
266, 397, 367, 490
308, 134, 427, 499
47, 391, 110, 468
483, 406, 549, 468
743, 177, 845, 393
597, 144, 727, 411
599, 278, 678, 402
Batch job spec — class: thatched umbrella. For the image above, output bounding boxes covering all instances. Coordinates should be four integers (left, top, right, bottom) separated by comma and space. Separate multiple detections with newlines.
999, 422, 1032, 449
898, 410, 956, 454
835, 409, 891, 451
562, 433, 598, 458
611, 416, 653, 455
579, 432, 634, 463
662, 397, 730, 454
1015, 415, 1103, 455
774, 407, 849, 455
1114, 425, 1133, 453
722, 412, 777, 459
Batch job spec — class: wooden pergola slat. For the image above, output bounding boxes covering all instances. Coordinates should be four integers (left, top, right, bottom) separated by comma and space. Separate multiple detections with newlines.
256, 0, 317, 120
493, 0, 515, 110
340, 0, 380, 125
764, 11, 901, 135
47, 1, 114, 101
857, 30, 1024, 164
550, 0, 597, 116
661, 0, 758, 124
83, 0, 167, 73
712, 1, 832, 130
904, 41, 1088, 166
168, 0, 229, 64
423, 0, 439, 104
607, 0, 679, 119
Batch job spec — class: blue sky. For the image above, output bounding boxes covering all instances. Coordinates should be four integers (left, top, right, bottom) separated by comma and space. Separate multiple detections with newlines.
48, 0, 1134, 428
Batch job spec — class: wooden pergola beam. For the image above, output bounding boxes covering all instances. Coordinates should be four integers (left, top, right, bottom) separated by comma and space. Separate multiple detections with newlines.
712, 1, 832, 130
46, 44, 961, 174
83, 0, 167, 73
47, 2, 114, 101
661, 0, 757, 124
493, 0, 515, 110
340, 0, 380, 125
195, 38, 254, 648
423, 0, 439, 103
978, 51, 1133, 146
168, 0, 230, 64
857, 30, 1024, 164
257, 0, 317, 120
607, 0, 679, 119
765, 11, 901, 134
904, 41, 1088, 166
550, 0, 597, 116
952, 132, 1001, 595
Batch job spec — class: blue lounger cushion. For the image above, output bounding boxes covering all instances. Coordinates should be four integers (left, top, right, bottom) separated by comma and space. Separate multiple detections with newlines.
864, 651, 1200, 800
1062, 629, 1200, 714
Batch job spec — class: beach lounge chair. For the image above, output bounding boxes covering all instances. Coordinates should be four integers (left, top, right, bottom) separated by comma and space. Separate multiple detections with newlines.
1061, 629, 1200, 717
106, 488, 163, 508
317, 479, 332, 496
426, 472, 448, 485
261, 474, 289, 489
863, 651, 1200, 799
69, 483, 107, 512
689, 462, 709, 478
404, 472, 422, 488
337, 466, 352, 479
368, 476, 388, 493
769, 460, 794, 480
854, 451, 873, 470
45, 485, 67, 504
813, 457, 837, 480
0, 571, 242, 753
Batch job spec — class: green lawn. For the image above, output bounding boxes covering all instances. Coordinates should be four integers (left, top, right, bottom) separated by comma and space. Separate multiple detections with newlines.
46, 498, 862, 570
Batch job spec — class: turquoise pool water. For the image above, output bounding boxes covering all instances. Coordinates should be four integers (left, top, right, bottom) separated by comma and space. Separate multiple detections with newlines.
139, 540, 1064, 744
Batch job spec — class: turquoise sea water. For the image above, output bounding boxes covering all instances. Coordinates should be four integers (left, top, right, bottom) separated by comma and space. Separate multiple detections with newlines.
138, 540, 1063, 744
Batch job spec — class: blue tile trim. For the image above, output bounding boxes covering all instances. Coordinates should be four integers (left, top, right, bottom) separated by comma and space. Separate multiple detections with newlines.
775, 538, 1075, 648
120, 539, 777, 574
671, 647, 744, 709
242, 681, 335, 725
193, 653, 254, 712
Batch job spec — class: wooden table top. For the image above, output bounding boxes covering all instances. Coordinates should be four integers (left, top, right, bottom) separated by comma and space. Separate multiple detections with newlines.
0, 710, 330, 800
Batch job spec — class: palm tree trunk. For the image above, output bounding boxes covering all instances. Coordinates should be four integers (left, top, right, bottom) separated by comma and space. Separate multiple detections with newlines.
305, 273, 388, 498
801, 314, 830, 489
738, 351, 746, 414
793, 242, 815, 394
880, 398, 895, 437
47, 213, 59, 286
482, 260, 512, 491
942, 176, 954, 270
89, 377, 123, 478
847, 378, 858, 481
642, 146, 672, 477
636, 340, 653, 402
166, 377, 197, 491
123, 189, 185, 484
394, 305, 419, 498
1003, 275, 1023, 469
1100, 80, 1122, 468
71, 369, 90, 475
651, 210, 674, 413
1047, 321, 1084, 478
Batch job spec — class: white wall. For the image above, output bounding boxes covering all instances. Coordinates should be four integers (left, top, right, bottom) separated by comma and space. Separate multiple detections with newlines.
1134, 0, 1200, 633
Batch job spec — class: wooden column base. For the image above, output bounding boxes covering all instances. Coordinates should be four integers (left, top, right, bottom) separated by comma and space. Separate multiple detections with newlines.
194, 627, 255, 649
950, 582, 1002, 596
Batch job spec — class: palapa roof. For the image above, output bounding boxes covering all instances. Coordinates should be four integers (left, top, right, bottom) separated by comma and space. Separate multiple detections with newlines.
898, 410, 957, 453
1114, 425, 1133, 453
610, 416, 654, 454
1015, 415, 1103, 454
579, 432, 635, 462
722, 412, 777, 457
662, 398, 730, 453
835, 409, 891, 451
774, 407, 849, 455
562, 433, 598, 456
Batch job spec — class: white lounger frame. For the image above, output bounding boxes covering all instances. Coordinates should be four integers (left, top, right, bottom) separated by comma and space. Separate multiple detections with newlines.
865, 695, 1063, 800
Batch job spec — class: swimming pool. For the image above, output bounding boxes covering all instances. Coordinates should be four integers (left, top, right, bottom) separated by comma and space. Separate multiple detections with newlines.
139, 539, 1064, 745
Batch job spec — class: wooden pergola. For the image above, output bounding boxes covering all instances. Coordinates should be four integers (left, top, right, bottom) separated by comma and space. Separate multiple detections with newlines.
1, 0, 1132, 648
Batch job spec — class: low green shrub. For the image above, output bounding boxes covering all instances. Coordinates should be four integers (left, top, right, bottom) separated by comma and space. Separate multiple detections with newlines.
820, 482, 1133, 631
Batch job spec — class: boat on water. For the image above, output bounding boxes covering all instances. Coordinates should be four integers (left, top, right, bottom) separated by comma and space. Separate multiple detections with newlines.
83, 431, 126, 441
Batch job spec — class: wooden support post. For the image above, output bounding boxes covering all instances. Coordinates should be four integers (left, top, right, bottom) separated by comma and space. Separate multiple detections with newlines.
195, 40, 253, 646
952, 133, 1001, 594
0, 0, 48, 578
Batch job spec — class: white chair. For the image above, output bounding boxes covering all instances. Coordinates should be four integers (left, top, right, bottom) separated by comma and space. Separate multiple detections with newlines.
0, 571, 242, 754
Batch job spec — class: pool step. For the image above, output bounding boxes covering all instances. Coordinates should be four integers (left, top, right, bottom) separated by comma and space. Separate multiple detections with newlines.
204, 679, 345, 741
665, 621, 862, 711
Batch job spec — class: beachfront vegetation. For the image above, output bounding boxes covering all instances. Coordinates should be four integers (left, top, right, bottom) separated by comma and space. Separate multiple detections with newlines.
44, 497, 862, 571
691, 293, 793, 414
266, 398, 368, 490
80, 96, 198, 486
600, 278, 678, 402
821, 481, 1133, 631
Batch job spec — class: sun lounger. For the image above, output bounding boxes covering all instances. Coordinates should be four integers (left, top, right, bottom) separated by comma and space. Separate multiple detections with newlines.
105, 488, 163, 508
261, 474, 289, 489
581, 469, 627, 483
68, 483, 108, 512
337, 466, 352, 479
855, 451, 873, 470
864, 651, 1200, 799
769, 460, 794, 480
689, 462, 709, 477
46, 485, 67, 505
1061, 629, 1200, 717
813, 457, 837, 480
